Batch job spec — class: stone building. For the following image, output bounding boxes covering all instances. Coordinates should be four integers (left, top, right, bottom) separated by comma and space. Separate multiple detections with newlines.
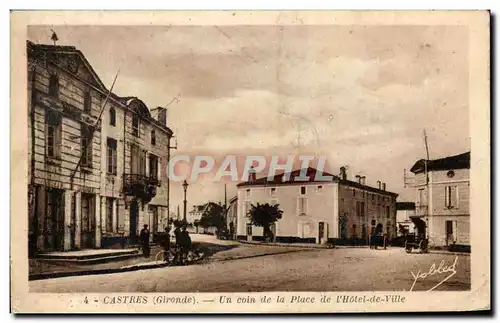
409, 151, 470, 247
236, 167, 398, 244
27, 41, 173, 253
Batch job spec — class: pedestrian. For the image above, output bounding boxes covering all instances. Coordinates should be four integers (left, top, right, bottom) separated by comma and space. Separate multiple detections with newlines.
140, 224, 151, 258
180, 225, 192, 265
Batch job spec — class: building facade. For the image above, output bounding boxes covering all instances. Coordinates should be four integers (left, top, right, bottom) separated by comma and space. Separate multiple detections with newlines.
396, 202, 416, 236
226, 196, 238, 239
236, 167, 398, 244
409, 152, 470, 247
187, 205, 206, 224
27, 41, 173, 253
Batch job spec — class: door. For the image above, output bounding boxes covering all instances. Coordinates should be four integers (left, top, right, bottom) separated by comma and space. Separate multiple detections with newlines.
445, 220, 455, 246
46, 188, 65, 251
81, 193, 95, 249
270, 223, 276, 242
318, 222, 328, 244
246, 223, 253, 241
130, 200, 139, 243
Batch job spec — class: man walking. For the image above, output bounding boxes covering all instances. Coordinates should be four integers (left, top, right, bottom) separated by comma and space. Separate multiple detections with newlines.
140, 224, 151, 258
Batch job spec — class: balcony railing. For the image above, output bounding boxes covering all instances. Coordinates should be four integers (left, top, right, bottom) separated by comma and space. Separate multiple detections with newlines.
123, 174, 160, 201
415, 205, 428, 216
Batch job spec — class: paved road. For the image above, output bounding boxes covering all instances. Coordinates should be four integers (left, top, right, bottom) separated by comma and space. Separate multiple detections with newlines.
30, 246, 470, 293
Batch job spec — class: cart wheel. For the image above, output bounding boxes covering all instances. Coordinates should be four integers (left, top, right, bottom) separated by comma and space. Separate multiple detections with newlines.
405, 242, 412, 253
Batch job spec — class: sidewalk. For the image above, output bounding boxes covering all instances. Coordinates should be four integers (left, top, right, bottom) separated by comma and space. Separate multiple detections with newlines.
29, 242, 309, 281
238, 240, 471, 256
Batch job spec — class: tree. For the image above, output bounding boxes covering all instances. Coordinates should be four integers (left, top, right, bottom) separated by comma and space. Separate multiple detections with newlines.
247, 203, 283, 242
199, 202, 226, 230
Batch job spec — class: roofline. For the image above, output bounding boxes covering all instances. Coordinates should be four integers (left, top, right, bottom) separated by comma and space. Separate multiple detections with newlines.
237, 179, 398, 197
28, 41, 173, 136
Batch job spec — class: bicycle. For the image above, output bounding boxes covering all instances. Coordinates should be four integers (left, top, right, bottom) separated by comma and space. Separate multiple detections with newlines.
155, 244, 204, 266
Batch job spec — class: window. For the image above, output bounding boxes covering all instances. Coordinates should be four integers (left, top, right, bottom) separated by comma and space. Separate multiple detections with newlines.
352, 224, 357, 239
270, 198, 278, 207
245, 201, 252, 216
386, 205, 390, 218
149, 154, 159, 180
132, 114, 140, 137
46, 111, 62, 158
356, 201, 365, 217
245, 189, 251, 198
151, 130, 156, 145
83, 90, 92, 113
298, 197, 307, 215
418, 188, 427, 206
372, 194, 375, 201
300, 186, 306, 195
109, 107, 116, 126
317, 185, 323, 193
445, 186, 458, 209
107, 138, 117, 175
81, 124, 93, 167
270, 187, 276, 197
106, 198, 114, 233
352, 189, 355, 197
48, 74, 59, 97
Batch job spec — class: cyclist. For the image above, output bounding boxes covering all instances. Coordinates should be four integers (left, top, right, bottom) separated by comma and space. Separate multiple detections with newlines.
161, 226, 172, 263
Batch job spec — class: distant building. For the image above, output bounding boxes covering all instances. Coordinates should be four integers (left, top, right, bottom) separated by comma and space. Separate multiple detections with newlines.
226, 196, 238, 239
236, 167, 398, 244
409, 151, 470, 247
187, 205, 206, 224
396, 202, 416, 236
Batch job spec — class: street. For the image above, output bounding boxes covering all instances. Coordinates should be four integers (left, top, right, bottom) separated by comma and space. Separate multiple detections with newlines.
30, 246, 470, 292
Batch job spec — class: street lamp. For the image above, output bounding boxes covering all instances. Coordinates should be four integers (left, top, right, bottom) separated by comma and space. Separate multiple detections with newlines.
182, 180, 189, 222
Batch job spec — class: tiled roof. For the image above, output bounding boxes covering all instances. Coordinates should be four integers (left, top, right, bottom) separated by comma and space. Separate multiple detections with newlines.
237, 167, 398, 197
410, 152, 470, 174
396, 202, 416, 210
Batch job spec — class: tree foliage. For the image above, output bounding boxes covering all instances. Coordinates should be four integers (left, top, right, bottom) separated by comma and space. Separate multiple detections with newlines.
247, 203, 283, 241
199, 202, 226, 229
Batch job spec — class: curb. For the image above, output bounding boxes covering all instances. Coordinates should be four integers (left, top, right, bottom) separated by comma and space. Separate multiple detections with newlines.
29, 249, 308, 281
29, 262, 169, 281
237, 240, 332, 249
210, 248, 306, 263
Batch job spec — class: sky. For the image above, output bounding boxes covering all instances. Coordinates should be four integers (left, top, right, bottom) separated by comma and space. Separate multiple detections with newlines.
28, 25, 470, 213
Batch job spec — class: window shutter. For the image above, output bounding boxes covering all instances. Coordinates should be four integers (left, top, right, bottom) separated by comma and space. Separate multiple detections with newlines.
451, 186, 458, 207
445, 186, 449, 207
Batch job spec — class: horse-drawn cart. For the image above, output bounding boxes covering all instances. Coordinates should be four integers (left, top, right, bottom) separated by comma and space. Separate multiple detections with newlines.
404, 235, 429, 253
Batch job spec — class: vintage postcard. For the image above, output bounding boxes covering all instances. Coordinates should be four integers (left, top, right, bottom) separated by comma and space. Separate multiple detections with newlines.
10, 10, 490, 313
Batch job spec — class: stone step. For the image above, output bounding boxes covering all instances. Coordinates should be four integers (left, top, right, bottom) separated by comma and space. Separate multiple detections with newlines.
36, 252, 142, 265
36, 248, 140, 261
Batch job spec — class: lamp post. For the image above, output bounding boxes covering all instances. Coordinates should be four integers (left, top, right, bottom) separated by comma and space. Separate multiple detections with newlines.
182, 180, 189, 222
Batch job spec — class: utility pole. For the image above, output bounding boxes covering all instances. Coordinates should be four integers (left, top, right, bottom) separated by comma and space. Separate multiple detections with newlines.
423, 129, 430, 185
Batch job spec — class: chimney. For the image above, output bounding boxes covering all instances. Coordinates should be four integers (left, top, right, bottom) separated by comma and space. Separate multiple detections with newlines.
382, 183, 386, 191
355, 175, 361, 183
248, 166, 256, 182
377, 181, 381, 189
340, 167, 347, 180
360, 176, 366, 185
157, 107, 168, 127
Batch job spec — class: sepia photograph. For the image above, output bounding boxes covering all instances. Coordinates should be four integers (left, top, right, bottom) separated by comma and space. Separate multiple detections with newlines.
10, 10, 490, 313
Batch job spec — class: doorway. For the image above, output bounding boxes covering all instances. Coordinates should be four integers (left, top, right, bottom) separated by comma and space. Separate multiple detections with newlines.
246, 223, 253, 241
445, 220, 456, 246
130, 200, 139, 244
318, 222, 328, 244
46, 188, 64, 251
81, 193, 95, 249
